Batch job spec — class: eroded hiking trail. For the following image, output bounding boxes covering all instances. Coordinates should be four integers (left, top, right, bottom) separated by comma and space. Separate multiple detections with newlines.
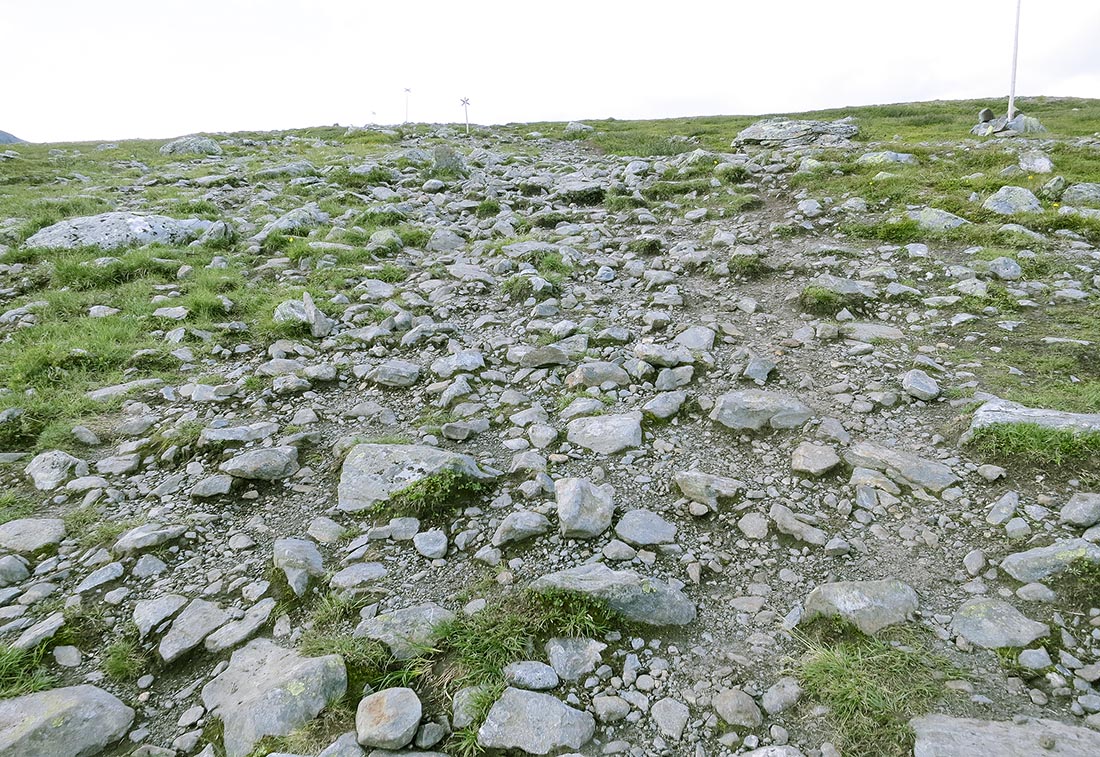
1, 110, 1100, 757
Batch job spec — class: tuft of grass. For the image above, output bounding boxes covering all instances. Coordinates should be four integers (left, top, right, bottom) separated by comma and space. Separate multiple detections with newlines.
501, 275, 534, 302
840, 219, 923, 244
475, 199, 501, 218
0, 491, 36, 525
310, 591, 368, 628
627, 237, 662, 255
384, 469, 489, 521
794, 621, 957, 757
370, 262, 408, 283
728, 252, 769, 279
0, 644, 56, 699
395, 224, 430, 248
967, 422, 1100, 468
103, 631, 150, 682
439, 589, 623, 688
1054, 557, 1100, 612
799, 285, 863, 315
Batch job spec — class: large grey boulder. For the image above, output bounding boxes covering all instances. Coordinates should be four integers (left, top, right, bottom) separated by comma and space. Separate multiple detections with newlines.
950, 598, 1048, 648
982, 186, 1041, 215
908, 207, 970, 231
911, 714, 1100, 756
477, 687, 595, 754
160, 135, 222, 155
25, 450, 88, 490
964, 398, 1100, 441
530, 564, 696, 625
251, 202, 329, 243
999, 539, 1100, 583
24, 212, 211, 251
219, 446, 299, 480
0, 518, 65, 553
355, 687, 421, 749
201, 638, 347, 757
565, 412, 642, 454
272, 291, 335, 338
802, 579, 919, 634
843, 441, 958, 492
1063, 182, 1100, 208
807, 273, 876, 299
710, 390, 812, 431
555, 477, 615, 538
734, 118, 858, 147
0, 684, 134, 757
337, 443, 491, 513
354, 603, 455, 660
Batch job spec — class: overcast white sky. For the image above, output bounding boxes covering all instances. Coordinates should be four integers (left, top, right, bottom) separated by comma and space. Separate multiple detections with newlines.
3, 0, 1099, 143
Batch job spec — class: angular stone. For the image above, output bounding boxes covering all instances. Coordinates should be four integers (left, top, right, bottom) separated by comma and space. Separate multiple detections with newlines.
843, 442, 957, 492
0, 684, 134, 757
713, 687, 761, 728
477, 688, 595, 754
493, 510, 551, 547
356, 687, 421, 750
219, 447, 299, 480
769, 503, 827, 546
651, 697, 690, 740
673, 470, 744, 509
545, 637, 606, 681
205, 598, 277, 653
530, 564, 695, 625
983, 186, 1041, 215
710, 391, 812, 431
902, 369, 940, 401
614, 509, 676, 546
25, 450, 88, 491
790, 442, 840, 476
910, 714, 1100, 756
1061, 493, 1100, 527
202, 638, 347, 757
113, 523, 186, 554
803, 578, 919, 634
354, 603, 456, 660
555, 477, 615, 538
1000, 539, 1100, 582
338, 444, 490, 513
565, 412, 642, 454
965, 399, 1100, 439
273, 538, 324, 597
134, 594, 187, 639
0, 518, 65, 553
159, 599, 228, 663
503, 660, 559, 690
950, 598, 1048, 648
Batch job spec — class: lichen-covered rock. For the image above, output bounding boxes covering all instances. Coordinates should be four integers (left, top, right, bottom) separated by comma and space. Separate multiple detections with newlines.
803, 578, 919, 634
477, 687, 595, 754
24, 212, 211, 250
0, 684, 134, 757
531, 564, 695, 625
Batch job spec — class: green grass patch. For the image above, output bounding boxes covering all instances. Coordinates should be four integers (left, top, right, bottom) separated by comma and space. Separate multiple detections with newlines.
103, 631, 150, 682
475, 199, 501, 218
0, 644, 55, 699
794, 620, 957, 757
1054, 557, 1100, 612
383, 469, 489, 521
967, 422, 1100, 468
799, 285, 864, 315
0, 491, 36, 525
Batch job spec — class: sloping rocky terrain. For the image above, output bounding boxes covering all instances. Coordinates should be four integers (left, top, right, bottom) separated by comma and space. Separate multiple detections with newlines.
1, 98, 1100, 757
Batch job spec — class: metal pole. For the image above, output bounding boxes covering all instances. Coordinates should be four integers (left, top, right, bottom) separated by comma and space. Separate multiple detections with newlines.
404, 89, 410, 124
1008, 0, 1022, 120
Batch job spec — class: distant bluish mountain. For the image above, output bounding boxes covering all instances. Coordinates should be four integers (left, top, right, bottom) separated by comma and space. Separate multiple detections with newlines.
0, 130, 24, 144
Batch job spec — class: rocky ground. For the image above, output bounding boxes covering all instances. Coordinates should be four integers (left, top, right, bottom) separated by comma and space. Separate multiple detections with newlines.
1, 100, 1100, 757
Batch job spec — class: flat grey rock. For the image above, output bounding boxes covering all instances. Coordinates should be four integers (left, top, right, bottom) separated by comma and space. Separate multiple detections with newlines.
219, 446, 299, 480
614, 509, 676, 546
201, 638, 347, 757
710, 390, 812, 431
950, 598, 1048, 648
0, 518, 65, 553
24, 211, 210, 250
803, 578, 919, 634
25, 450, 88, 491
161, 135, 222, 155
565, 412, 642, 454
159, 598, 228, 663
908, 207, 970, 231
983, 185, 1041, 215
531, 564, 695, 625
651, 696, 690, 740
0, 684, 134, 757
965, 398, 1100, 440
1061, 493, 1100, 527
477, 687, 595, 754
790, 442, 840, 476
999, 539, 1100, 583
673, 470, 744, 509
338, 443, 490, 513
354, 603, 456, 660
843, 441, 957, 492
911, 714, 1100, 756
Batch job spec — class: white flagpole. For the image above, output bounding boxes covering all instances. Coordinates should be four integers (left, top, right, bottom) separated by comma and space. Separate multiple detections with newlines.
1008, 0, 1022, 120
461, 98, 470, 135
